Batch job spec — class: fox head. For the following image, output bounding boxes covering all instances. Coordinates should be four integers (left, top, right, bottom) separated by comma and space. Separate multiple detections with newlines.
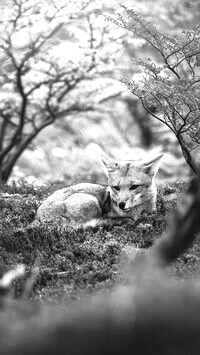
101, 154, 163, 217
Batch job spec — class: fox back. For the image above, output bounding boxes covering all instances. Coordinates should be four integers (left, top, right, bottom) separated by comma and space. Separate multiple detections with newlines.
36, 154, 163, 227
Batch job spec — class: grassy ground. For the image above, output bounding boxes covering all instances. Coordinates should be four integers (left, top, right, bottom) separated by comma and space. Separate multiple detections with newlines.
0, 179, 199, 305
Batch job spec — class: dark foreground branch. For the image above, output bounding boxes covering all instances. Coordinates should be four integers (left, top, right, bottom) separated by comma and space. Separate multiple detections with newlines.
151, 177, 200, 266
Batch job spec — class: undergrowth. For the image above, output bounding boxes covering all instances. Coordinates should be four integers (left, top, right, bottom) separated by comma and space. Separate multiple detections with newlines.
0, 179, 198, 304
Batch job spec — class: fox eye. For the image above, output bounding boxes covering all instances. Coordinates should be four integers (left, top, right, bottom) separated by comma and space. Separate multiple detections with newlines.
112, 186, 120, 191
130, 184, 140, 190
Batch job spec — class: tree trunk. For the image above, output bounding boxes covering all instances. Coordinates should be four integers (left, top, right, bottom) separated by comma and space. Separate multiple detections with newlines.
124, 97, 154, 147
0, 165, 12, 182
177, 135, 199, 175
0, 137, 34, 182
0, 159, 17, 182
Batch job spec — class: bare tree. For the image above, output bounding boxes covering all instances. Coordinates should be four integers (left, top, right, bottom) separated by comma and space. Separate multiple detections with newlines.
0, 0, 110, 182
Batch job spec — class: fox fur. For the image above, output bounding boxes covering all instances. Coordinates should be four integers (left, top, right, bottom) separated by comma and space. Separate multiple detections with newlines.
36, 154, 163, 227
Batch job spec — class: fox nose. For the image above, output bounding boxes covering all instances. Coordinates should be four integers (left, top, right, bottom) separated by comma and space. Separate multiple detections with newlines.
119, 202, 126, 210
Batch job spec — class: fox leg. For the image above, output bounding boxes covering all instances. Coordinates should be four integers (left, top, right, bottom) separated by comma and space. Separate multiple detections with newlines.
85, 216, 133, 228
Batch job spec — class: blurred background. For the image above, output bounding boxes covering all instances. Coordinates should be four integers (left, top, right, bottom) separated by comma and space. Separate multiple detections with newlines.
0, 0, 199, 186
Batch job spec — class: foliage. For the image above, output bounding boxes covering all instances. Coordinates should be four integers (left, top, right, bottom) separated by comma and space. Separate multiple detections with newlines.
106, 5, 200, 173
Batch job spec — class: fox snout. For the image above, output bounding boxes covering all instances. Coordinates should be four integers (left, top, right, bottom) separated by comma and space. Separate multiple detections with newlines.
118, 195, 141, 210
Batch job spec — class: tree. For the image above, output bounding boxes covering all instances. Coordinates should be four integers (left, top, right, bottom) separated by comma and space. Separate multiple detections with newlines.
106, 5, 200, 174
0, 0, 117, 182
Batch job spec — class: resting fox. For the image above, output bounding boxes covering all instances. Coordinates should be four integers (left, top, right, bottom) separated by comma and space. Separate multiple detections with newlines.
36, 154, 163, 227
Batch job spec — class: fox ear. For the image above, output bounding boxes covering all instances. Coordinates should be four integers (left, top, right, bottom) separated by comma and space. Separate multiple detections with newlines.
101, 154, 119, 176
142, 154, 163, 177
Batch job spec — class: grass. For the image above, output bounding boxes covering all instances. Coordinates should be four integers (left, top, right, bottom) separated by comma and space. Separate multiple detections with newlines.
0, 179, 199, 305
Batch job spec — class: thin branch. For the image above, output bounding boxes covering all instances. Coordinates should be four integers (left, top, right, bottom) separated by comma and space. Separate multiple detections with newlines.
138, 95, 176, 134
166, 30, 198, 61
172, 50, 200, 70
150, 92, 177, 131
179, 119, 199, 135
106, 9, 181, 79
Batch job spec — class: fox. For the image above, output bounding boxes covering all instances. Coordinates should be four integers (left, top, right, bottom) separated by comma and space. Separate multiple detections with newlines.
36, 153, 163, 228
